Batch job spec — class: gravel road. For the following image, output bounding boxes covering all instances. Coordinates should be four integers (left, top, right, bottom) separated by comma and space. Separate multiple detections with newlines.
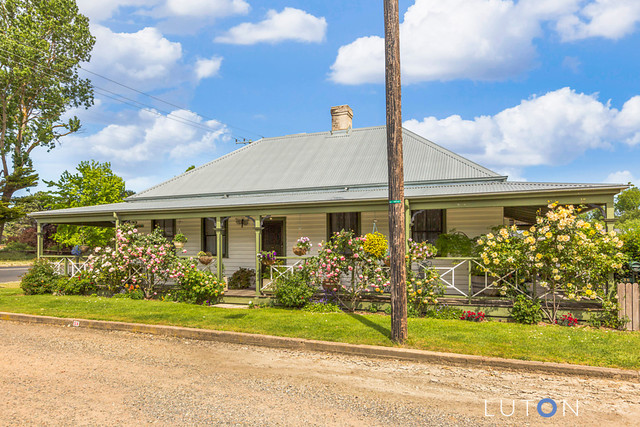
1, 321, 638, 426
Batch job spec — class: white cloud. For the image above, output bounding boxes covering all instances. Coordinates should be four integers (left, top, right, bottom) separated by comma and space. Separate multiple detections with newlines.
162, 0, 249, 18
556, 0, 640, 41
404, 87, 640, 174
85, 109, 228, 162
90, 25, 183, 88
215, 7, 327, 45
330, 0, 639, 85
605, 170, 637, 185
194, 56, 223, 81
77, 0, 249, 23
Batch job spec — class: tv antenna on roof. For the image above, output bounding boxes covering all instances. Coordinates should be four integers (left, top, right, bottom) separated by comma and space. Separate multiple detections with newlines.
235, 138, 252, 144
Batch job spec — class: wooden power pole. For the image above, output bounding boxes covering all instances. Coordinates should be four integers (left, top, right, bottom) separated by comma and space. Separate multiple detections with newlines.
384, 0, 407, 343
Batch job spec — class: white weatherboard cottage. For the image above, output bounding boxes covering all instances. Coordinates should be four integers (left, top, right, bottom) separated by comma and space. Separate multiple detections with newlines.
32, 106, 626, 297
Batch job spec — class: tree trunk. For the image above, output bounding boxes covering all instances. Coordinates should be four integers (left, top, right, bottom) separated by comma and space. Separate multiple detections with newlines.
384, 0, 407, 344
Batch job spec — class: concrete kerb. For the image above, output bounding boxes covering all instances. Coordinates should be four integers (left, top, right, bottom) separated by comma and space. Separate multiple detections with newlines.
1, 311, 638, 382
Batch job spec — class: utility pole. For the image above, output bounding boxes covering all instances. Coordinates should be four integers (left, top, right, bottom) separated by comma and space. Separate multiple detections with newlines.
384, 0, 407, 343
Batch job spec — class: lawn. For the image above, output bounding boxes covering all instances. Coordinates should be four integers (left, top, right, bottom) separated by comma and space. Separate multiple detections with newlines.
0, 286, 638, 370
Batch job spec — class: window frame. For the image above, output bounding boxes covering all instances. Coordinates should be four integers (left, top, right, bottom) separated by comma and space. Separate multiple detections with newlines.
201, 218, 229, 258
410, 209, 445, 244
151, 219, 176, 240
326, 212, 361, 239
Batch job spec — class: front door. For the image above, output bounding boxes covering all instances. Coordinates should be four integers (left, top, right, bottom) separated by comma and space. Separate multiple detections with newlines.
262, 219, 285, 257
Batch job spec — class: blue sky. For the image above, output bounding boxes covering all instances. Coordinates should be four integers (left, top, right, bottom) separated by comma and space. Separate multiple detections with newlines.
31, 0, 640, 193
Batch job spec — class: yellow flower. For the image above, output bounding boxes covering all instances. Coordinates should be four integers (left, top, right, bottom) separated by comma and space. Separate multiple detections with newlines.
545, 232, 552, 238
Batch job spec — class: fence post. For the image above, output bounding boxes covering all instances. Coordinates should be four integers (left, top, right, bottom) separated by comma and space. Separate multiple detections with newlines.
467, 260, 472, 303
618, 282, 640, 331
64, 258, 69, 277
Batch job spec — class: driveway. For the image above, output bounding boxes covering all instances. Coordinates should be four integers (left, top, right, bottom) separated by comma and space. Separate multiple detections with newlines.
0, 321, 638, 426
0, 266, 28, 283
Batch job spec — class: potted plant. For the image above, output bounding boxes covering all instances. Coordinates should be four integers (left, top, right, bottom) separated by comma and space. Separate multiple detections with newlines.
173, 233, 187, 249
257, 250, 277, 266
293, 237, 311, 256
197, 251, 214, 265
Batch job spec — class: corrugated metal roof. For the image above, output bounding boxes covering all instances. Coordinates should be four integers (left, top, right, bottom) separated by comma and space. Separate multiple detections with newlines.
129, 126, 502, 200
31, 181, 625, 219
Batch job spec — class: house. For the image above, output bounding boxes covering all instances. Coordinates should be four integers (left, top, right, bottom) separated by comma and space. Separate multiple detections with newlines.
31, 105, 626, 296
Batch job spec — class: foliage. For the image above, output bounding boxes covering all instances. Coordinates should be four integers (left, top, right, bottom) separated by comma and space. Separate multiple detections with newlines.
87, 223, 181, 297
173, 233, 187, 243
460, 310, 485, 322
257, 250, 277, 263
46, 161, 129, 247
295, 236, 311, 251
302, 302, 342, 313
272, 269, 315, 308
615, 185, 640, 221
477, 203, 626, 322
423, 305, 464, 320
20, 259, 58, 294
2, 192, 55, 245
589, 292, 628, 330
618, 218, 640, 279
309, 230, 388, 311
363, 231, 388, 259
510, 295, 542, 324
0, 0, 95, 241
556, 313, 578, 327
53, 272, 97, 296
435, 231, 476, 256
173, 262, 225, 305
406, 239, 442, 314
113, 286, 144, 300
228, 267, 254, 289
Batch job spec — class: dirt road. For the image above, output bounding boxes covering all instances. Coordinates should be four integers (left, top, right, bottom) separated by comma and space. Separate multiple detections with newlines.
1, 321, 638, 426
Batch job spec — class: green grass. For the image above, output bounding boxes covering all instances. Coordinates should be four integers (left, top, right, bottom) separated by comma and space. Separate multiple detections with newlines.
1, 287, 639, 370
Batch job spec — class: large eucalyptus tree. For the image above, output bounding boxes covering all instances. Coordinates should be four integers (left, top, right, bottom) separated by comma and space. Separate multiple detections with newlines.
0, 0, 94, 240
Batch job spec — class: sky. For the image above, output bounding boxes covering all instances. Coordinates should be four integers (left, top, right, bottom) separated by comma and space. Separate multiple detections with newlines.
30, 0, 640, 193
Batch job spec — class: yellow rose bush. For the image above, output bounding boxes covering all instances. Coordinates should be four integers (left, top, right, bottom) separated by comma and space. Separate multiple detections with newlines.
477, 203, 626, 322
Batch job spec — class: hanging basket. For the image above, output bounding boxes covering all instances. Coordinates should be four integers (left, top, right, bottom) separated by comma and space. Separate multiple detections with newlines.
262, 259, 276, 266
292, 246, 307, 256
174, 241, 185, 249
199, 255, 214, 265
79, 245, 90, 254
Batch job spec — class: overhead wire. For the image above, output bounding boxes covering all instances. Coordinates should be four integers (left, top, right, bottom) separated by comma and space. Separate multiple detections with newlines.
0, 37, 264, 139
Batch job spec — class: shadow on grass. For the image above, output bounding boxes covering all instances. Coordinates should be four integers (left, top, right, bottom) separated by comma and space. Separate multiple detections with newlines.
347, 313, 390, 339
224, 313, 249, 320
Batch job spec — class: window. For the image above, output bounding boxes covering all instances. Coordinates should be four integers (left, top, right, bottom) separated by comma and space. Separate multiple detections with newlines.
411, 210, 444, 243
327, 212, 360, 237
202, 218, 228, 257
152, 219, 176, 240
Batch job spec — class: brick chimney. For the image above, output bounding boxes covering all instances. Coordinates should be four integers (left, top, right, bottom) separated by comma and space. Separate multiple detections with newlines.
330, 105, 353, 131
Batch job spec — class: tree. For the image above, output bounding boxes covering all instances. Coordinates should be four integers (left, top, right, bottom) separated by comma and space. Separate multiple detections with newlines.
615, 185, 640, 221
0, 0, 94, 241
46, 160, 130, 247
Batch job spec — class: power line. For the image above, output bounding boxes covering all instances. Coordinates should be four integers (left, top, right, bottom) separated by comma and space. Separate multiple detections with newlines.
0, 37, 264, 138
0, 48, 228, 136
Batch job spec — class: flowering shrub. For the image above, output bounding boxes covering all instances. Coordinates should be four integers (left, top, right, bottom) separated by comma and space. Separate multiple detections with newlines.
54, 272, 98, 296
363, 231, 388, 259
87, 223, 181, 298
556, 313, 578, 327
406, 239, 442, 314
295, 237, 312, 251
308, 230, 389, 311
460, 310, 485, 322
257, 250, 277, 263
173, 262, 225, 304
477, 203, 626, 322
272, 269, 315, 308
